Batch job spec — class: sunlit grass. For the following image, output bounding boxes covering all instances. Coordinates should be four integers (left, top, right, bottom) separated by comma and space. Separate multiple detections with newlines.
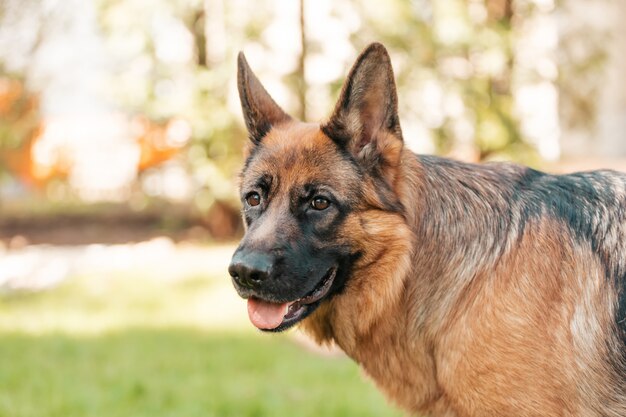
0, 255, 404, 417
0, 329, 403, 417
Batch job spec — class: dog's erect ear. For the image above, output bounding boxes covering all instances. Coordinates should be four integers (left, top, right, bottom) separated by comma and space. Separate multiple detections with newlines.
237, 52, 291, 145
322, 43, 402, 161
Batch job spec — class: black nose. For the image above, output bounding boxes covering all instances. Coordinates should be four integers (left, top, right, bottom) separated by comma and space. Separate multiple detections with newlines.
228, 251, 273, 288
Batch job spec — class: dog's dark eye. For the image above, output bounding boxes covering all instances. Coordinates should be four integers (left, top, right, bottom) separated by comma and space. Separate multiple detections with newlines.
246, 192, 261, 207
311, 196, 330, 210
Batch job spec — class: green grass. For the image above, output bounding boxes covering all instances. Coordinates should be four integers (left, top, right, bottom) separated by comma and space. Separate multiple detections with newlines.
0, 329, 403, 417
0, 261, 405, 417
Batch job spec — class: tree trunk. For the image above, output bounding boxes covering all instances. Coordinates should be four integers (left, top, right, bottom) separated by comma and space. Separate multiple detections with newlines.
296, 0, 307, 121
204, 0, 226, 68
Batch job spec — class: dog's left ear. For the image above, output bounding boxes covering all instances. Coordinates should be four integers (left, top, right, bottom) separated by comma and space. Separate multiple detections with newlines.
237, 52, 292, 145
322, 43, 403, 177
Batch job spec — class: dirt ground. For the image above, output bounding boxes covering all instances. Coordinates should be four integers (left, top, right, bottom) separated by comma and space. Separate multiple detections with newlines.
0, 201, 242, 246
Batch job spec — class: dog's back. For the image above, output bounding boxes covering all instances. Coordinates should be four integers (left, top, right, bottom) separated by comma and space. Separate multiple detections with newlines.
416, 155, 626, 339
398, 155, 626, 416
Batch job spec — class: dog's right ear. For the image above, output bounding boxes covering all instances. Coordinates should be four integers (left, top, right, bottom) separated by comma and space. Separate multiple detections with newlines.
237, 52, 291, 145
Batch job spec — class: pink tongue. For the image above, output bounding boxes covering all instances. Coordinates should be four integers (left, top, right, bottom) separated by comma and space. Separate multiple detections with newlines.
247, 298, 290, 329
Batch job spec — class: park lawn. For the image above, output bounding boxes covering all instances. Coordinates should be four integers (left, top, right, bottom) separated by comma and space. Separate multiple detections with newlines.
0, 262, 405, 417
0, 329, 404, 417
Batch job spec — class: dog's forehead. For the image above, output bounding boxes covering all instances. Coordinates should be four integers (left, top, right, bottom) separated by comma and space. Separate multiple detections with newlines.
242, 123, 358, 192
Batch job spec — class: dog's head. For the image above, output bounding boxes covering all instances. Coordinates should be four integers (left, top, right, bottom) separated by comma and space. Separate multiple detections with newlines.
229, 43, 407, 332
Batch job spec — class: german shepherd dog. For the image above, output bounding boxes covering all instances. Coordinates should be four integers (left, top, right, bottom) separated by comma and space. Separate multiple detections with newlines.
228, 43, 626, 416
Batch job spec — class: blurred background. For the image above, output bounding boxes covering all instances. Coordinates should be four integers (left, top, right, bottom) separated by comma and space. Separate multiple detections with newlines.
0, 0, 624, 416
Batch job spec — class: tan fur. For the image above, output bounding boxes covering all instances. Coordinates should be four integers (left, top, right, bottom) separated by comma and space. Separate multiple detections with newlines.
301, 150, 625, 416
235, 43, 626, 417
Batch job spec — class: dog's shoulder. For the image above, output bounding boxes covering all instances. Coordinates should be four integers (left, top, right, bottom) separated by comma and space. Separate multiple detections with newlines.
416, 155, 626, 341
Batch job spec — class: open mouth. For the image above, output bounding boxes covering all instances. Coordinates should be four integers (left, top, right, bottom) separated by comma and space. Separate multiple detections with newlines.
247, 267, 337, 331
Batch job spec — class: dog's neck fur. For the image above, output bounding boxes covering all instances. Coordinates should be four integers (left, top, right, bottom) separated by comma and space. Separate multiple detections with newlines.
302, 147, 457, 413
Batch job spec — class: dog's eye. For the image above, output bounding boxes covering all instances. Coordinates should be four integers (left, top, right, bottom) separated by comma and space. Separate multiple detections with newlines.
246, 192, 261, 207
311, 196, 330, 210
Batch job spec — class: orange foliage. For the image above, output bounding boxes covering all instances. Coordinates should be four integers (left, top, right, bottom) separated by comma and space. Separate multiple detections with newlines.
132, 116, 184, 172
0, 77, 47, 187
1, 77, 186, 190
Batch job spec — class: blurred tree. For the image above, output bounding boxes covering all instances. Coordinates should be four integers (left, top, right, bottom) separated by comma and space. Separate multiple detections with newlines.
348, 0, 536, 163
0, 0, 51, 187
557, 0, 612, 140
297, 0, 307, 121
95, 0, 247, 220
